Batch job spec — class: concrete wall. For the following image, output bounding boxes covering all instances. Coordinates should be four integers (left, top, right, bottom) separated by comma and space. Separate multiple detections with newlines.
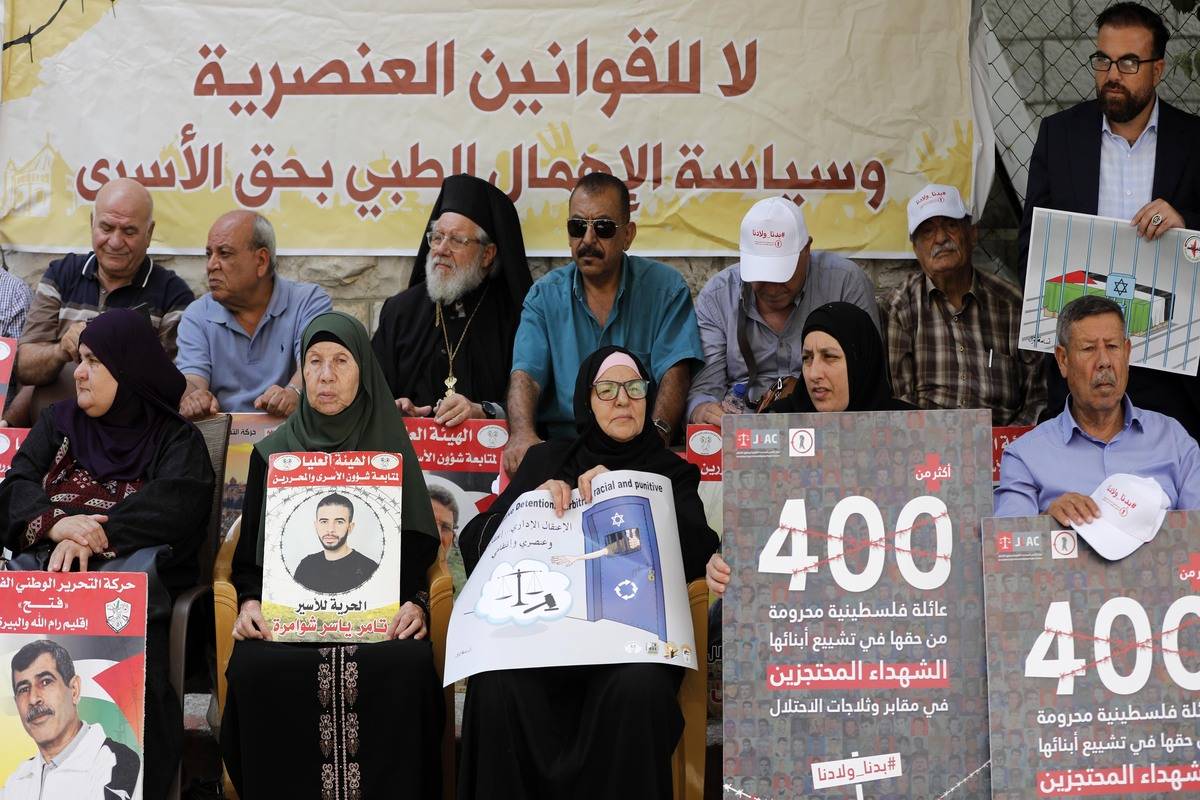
984, 0, 1200, 125
0, 250, 924, 333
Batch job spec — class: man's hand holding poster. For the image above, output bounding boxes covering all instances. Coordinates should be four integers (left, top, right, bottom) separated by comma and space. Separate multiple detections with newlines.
262, 451, 403, 643
444, 469, 694, 685
0, 572, 147, 800
982, 512, 1200, 797
722, 410, 993, 799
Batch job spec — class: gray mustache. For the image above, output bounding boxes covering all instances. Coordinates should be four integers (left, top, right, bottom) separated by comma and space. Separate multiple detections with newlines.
25, 705, 52, 724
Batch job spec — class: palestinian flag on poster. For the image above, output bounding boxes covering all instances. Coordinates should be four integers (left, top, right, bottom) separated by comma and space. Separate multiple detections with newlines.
1042, 270, 1173, 336
0, 573, 147, 797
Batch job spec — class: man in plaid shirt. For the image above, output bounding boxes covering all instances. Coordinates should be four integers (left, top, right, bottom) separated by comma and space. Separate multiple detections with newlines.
881, 184, 1046, 425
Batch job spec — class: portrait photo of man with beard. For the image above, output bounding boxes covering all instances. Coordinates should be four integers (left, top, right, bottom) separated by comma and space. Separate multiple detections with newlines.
292, 492, 380, 594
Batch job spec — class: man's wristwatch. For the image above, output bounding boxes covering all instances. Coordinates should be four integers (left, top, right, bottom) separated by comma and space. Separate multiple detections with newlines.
653, 417, 671, 441
480, 400, 503, 419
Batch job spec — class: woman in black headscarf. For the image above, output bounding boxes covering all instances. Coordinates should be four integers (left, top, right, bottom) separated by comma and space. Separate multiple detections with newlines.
221, 311, 443, 799
0, 307, 214, 799
456, 345, 719, 800
707, 301, 913, 595
771, 301, 914, 414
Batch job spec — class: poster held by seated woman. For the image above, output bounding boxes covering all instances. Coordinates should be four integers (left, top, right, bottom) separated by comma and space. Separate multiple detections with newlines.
221, 312, 443, 800
259, 448, 406, 641
456, 345, 718, 800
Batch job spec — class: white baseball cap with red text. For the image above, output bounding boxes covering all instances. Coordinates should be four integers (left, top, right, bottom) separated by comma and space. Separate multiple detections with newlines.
738, 197, 810, 283
1071, 473, 1171, 561
907, 183, 969, 236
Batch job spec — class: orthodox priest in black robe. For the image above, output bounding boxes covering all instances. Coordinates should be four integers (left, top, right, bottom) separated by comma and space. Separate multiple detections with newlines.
372, 174, 531, 426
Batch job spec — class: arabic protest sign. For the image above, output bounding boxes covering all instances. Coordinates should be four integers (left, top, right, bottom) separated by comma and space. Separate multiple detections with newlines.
721, 410, 993, 800
992, 425, 1033, 483
222, 412, 285, 538
0, 572, 147, 799
1021, 208, 1200, 376
981, 512, 1200, 798
0, 0, 971, 257
404, 418, 506, 474
685, 423, 725, 720
443, 469, 695, 685
261, 451, 403, 643
685, 423, 723, 534
405, 418, 506, 594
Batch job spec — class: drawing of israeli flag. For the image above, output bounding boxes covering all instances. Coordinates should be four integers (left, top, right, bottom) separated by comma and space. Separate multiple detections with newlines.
1105, 272, 1136, 301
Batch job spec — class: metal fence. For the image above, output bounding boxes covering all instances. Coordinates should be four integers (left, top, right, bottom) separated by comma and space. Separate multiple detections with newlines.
976, 0, 1200, 269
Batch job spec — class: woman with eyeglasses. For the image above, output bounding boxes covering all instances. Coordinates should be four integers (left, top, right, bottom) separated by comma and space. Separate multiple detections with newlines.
456, 345, 719, 799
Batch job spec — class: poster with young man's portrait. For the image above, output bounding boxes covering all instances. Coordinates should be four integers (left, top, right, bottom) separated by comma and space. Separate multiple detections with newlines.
0, 572, 147, 800
262, 451, 403, 643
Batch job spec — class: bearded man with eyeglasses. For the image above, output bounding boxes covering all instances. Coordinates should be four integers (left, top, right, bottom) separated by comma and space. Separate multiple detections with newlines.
372, 174, 531, 427
503, 173, 703, 474
1018, 1, 1200, 443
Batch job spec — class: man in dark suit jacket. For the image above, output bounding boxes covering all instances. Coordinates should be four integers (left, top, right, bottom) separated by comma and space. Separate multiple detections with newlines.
1018, 2, 1200, 443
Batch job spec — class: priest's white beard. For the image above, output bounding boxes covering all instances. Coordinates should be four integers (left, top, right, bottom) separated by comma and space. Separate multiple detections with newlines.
425, 251, 488, 304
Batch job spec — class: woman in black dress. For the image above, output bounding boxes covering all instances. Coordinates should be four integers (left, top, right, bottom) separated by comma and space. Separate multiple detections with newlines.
220, 311, 443, 799
456, 345, 719, 799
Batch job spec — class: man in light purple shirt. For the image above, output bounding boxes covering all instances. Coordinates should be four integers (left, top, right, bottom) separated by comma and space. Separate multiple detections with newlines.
994, 295, 1200, 523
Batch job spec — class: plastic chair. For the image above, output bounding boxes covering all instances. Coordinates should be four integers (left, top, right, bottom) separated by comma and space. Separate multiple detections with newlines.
168, 412, 231, 800
212, 518, 456, 800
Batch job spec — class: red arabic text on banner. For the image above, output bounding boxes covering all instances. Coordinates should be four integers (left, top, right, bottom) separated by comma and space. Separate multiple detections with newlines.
685, 424, 722, 481
992, 425, 1034, 482
403, 418, 508, 473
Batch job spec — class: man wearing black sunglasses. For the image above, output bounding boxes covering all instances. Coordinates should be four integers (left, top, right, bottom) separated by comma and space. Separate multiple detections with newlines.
1018, 1, 1200, 443
504, 173, 703, 474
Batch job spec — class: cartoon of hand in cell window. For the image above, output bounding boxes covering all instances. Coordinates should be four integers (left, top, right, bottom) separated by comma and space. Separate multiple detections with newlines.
575, 496, 667, 641
551, 528, 643, 566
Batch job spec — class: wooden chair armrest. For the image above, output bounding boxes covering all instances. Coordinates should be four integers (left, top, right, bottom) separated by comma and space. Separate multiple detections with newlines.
213, 516, 241, 584
673, 578, 709, 800
213, 579, 239, 714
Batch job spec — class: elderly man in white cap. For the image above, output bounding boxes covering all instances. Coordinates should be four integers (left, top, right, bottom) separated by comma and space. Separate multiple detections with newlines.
687, 196, 878, 423
881, 184, 1046, 425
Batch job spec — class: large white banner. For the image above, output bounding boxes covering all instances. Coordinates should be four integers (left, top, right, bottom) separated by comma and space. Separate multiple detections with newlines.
444, 469, 695, 685
1, 1, 972, 257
